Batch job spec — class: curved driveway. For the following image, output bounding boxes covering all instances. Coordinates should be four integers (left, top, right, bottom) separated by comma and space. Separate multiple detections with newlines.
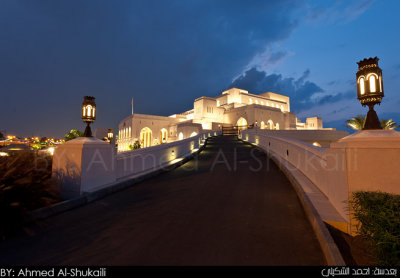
0, 136, 325, 265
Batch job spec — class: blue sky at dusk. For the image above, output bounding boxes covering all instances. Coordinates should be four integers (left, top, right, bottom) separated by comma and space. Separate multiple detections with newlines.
1, 0, 400, 137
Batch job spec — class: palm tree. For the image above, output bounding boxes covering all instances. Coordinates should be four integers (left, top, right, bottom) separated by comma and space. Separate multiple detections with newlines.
380, 119, 399, 130
346, 115, 398, 130
65, 129, 83, 141
346, 115, 365, 130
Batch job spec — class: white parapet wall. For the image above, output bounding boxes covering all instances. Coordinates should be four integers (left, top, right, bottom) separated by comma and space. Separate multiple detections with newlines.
53, 131, 220, 199
116, 131, 219, 180
241, 128, 400, 235
240, 129, 348, 220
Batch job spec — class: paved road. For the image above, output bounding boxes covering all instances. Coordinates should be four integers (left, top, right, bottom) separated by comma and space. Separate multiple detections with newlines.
0, 136, 325, 265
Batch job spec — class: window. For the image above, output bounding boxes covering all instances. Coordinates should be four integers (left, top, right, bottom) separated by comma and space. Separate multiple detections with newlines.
360, 77, 365, 95
140, 127, 152, 147
87, 105, 92, 117
369, 75, 376, 92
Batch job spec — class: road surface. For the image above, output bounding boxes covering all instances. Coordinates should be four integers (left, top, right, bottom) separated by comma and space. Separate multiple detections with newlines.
0, 136, 325, 265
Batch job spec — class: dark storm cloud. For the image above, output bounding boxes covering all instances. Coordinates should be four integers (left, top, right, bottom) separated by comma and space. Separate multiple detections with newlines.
229, 67, 352, 113
0, 0, 304, 137
317, 91, 353, 105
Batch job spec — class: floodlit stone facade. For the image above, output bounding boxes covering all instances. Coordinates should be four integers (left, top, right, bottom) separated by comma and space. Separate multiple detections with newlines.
117, 88, 332, 152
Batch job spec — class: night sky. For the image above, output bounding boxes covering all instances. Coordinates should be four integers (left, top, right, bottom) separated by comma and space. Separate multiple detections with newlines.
1, 0, 400, 138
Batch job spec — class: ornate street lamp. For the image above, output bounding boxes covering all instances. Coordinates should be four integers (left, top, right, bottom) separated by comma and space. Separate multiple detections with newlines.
107, 129, 114, 144
356, 57, 384, 129
82, 96, 96, 137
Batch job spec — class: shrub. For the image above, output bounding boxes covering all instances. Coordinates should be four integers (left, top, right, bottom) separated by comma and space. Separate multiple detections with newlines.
128, 140, 141, 150
351, 191, 400, 265
0, 151, 60, 239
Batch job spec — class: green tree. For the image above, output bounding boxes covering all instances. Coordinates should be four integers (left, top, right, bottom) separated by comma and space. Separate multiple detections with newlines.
64, 129, 83, 141
0, 131, 3, 139
380, 119, 399, 130
346, 115, 366, 130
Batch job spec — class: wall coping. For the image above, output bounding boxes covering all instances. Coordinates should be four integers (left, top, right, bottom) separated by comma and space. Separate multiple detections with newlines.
245, 129, 327, 160
331, 129, 400, 148
116, 132, 212, 158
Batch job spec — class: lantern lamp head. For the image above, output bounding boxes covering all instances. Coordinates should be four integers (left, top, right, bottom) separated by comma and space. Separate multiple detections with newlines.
107, 129, 114, 139
356, 57, 384, 130
82, 96, 96, 137
82, 96, 96, 123
107, 129, 114, 143
356, 57, 384, 107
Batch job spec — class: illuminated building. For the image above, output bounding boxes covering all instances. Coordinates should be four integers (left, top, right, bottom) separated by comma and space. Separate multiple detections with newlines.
117, 88, 332, 152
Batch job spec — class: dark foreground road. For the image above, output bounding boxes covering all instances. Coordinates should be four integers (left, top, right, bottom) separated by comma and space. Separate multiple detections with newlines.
0, 136, 325, 265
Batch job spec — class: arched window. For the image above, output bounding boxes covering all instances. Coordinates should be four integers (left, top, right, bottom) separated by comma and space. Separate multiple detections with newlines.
275, 123, 280, 130
260, 121, 265, 129
140, 127, 152, 148
369, 75, 376, 92
359, 77, 365, 95
267, 120, 274, 130
160, 128, 168, 143
237, 117, 248, 132
178, 132, 184, 140
87, 105, 92, 117
237, 117, 247, 127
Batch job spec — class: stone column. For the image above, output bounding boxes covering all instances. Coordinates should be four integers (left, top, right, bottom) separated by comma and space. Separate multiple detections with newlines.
329, 130, 400, 235
52, 137, 116, 199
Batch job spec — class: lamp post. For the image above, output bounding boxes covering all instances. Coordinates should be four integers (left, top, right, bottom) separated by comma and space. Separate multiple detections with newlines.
356, 57, 384, 130
107, 129, 114, 144
82, 96, 96, 137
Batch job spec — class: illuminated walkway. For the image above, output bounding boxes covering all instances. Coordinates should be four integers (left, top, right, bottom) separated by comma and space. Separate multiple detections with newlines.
0, 136, 325, 265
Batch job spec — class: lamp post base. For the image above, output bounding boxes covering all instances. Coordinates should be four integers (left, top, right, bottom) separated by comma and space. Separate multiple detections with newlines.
83, 123, 92, 137
363, 105, 382, 130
